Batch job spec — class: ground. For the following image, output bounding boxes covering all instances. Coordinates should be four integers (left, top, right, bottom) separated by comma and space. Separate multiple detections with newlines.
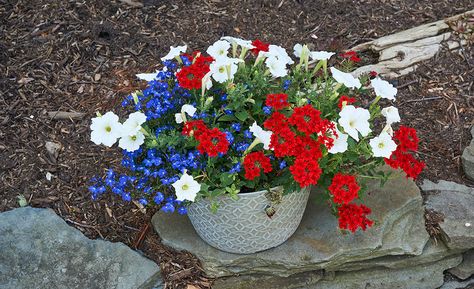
0, 0, 473, 288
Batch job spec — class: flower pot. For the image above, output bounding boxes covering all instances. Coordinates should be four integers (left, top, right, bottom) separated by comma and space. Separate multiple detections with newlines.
187, 186, 311, 254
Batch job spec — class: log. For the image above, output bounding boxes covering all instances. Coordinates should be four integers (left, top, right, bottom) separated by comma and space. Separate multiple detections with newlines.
351, 9, 474, 78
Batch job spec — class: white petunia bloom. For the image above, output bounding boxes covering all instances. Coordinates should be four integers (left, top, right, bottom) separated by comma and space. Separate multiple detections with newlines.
172, 171, 201, 202
381, 106, 401, 124
175, 104, 197, 124
267, 45, 294, 65
369, 132, 397, 158
202, 71, 213, 90
293, 43, 303, 58
330, 67, 362, 89
118, 131, 145, 152
136, 70, 159, 81
265, 56, 288, 78
310, 51, 335, 61
90, 112, 123, 147
221, 36, 255, 49
122, 111, 147, 135
206, 40, 231, 60
371, 78, 397, 100
338, 105, 371, 141
209, 58, 240, 83
249, 122, 273, 150
328, 123, 349, 154
161, 45, 187, 61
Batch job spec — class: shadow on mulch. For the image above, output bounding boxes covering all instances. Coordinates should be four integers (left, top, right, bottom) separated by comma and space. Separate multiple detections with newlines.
1, 0, 473, 288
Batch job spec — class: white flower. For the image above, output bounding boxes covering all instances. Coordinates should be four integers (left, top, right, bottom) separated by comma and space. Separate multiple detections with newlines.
209, 58, 239, 83
221, 36, 254, 49
90, 112, 122, 147
369, 132, 397, 158
338, 105, 371, 141
122, 111, 147, 135
206, 40, 231, 60
371, 78, 397, 100
381, 106, 400, 124
136, 70, 159, 81
175, 104, 197, 124
265, 56, 288, 78
293, 43, 303, 58
249, 122, 272, 150
172, 171, 201, 202
118, 131, 145, 152
330, 67, 362, 89
161, 45, 187, 61
267, 45, 294, 65
310, 51, 335, 61
202, 71, 213, 90
328, 123, 349, 154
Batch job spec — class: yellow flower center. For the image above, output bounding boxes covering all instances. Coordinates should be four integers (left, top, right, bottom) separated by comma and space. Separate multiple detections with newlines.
181, 184, 189, 191
105, 126, 111, 132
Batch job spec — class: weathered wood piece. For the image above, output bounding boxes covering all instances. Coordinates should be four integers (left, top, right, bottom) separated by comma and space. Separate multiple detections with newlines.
352, 9, 474, 78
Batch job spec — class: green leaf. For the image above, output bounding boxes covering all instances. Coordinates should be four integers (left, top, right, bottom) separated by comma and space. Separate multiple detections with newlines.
235, 110, 250, 122
17, 195, 28, 207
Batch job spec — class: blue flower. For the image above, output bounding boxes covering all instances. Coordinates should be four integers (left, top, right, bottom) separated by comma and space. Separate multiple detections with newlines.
279, 160, 287, 169
161, 202, 175, 213
178, 206, 187, 215
229, 162, 242, 173
243, 130, 253, 139
154, 192, 164, 205
263, 106, 272, 115
283, 79, 291, 90
231, 123, 241, 132
139, 198, 148, 206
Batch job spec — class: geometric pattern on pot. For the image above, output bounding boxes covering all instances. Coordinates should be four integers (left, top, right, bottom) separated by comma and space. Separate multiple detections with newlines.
187, 186, 311, 254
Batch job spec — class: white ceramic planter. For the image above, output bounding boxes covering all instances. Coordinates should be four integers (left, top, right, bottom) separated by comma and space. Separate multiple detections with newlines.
187, 186, 311, 254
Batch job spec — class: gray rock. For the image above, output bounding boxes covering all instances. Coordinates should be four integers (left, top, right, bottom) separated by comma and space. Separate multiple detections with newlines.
462, 126, 474, 181
153, 168, 429, 278
0, 207, 162, 289
441, 277, 474, 289
449, 249, 474, 280
422, 180, 474, 250
306, 255, 462, 289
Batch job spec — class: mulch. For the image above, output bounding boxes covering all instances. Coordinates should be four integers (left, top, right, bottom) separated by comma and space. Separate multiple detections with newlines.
1, 0, 473, 288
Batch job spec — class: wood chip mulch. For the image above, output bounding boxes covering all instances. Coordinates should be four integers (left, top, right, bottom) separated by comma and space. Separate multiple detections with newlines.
1, 1, 473, 288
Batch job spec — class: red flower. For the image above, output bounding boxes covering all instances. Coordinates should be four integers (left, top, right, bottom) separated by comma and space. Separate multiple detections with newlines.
385, 150, 425, 179
369, 71, 378, 78
328, 173, 360, 204
243, 151, 273, 180
251, 39, 270, 55
176, 53, 211, 90
337, 95, 356, 109
196, 128, 229, 157
289, 156, 322, 188
264, 111, 288, 133
341, 51, 361, 63
338, 203, 373, 232
266, 93, 289, 110
270, 127, 297, 157
294, 136, 322, 159
182, 120, 208, 138
288, 105, 323, 135
315, 119, 337, 150
393, 126, 419, 152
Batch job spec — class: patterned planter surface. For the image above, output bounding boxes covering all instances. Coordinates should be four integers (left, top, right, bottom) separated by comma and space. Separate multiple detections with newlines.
187, 187, 311, 254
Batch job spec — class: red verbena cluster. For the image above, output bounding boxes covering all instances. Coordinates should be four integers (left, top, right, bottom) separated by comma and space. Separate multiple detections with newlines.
243, 151, 273, 180
182, 120, 229, 157
176, 53, 214, 90
385, 126, 425, 179
265, 93, 289, 110
337, 95, 356, 109
338, 203, 374, 232
340, 51, 361, 63
251, 39, 269, 55
289, 156, 322, 188
328, 173, 360, 204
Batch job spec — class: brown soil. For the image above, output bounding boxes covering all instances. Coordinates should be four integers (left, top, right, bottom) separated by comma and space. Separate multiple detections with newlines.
1, 1, 473, 288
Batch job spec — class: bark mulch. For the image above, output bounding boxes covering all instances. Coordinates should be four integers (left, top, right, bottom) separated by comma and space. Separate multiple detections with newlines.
1, 1, 473, 288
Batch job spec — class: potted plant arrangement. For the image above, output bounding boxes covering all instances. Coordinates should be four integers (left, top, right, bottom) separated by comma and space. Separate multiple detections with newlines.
88, 37, 424, 254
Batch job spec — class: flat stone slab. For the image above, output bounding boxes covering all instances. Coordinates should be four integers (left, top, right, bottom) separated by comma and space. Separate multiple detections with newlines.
153, 168, 430, 278
462, 126, 474, 181
449, 249, 474, 280
0, 207, 162, 289
422, 180, 474, 250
